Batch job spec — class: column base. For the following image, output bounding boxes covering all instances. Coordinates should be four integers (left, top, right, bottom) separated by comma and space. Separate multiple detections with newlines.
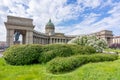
14, 41, 20, 45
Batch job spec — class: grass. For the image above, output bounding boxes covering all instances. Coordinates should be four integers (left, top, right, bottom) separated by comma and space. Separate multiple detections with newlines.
105, 48, 120, 53
0, 55, 120, 80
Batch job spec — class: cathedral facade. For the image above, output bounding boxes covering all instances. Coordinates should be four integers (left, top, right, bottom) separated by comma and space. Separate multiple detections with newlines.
4, 16, 120, 46
33, 19, 75, 45
5, 16, 75, 46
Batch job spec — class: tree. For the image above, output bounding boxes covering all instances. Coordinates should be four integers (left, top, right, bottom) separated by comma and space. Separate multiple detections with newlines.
68, 35, 108, 52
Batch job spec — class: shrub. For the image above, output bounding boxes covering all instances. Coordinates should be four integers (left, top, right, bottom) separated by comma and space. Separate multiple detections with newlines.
68, 36, 108, 52
3, 44, 43, 65
68, 44, 96, 55
89, 54, 118, 62
38, 50, 56, 63
82, 46, 96, 54
47, 53, 118, 73
38, 44, 73, 63
38, 44, 96, 63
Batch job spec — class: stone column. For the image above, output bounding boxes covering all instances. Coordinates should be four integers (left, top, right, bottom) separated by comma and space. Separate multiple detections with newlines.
6, 29, 10, 46
46, 38, 47, 44
54, 38, 55, 43
42, 38, 44, 44
57, 38, 59, 43
60, 39, 62, 43
54, 39, 56, 43
60, 39, 61, 43
62, 39, 63, 43
63, 39, 64, 43
37, 38, 38, 44
7, 29, 14, 46
33, 36, 34, 43
36, 37, 38, 44
22, 34, 26, 44
58, 38, 59, 43
53, 38, 55, 43
26, 31, 29, 44
50, 38, 52, 44
40, 38, 41, 44
26, 30, 33, 44
64, 39, 65, 43
44, 38, 46, 44
118, 38, 120, 43
40, 38, 42, 44
38, 38, 40, 44
35, 37, 37, 44
117, 38, 119, 43
46, 38, 48, 44
65, 39, 67, 43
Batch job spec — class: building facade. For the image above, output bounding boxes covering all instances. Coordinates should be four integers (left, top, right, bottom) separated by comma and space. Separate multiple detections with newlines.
4, 16, 120, 46
5, 16, 75, 46
90, 30, 113, 45
112, 36, 120, 44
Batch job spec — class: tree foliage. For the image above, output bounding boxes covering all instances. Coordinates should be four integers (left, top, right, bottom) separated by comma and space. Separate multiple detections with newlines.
68, 35, 108, 52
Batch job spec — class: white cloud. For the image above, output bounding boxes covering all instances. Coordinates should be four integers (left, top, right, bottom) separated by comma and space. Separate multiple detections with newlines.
0, 16, 6, 41
65, 1, 120, 35
68, 5, 120, 35
27, 0, 83, 33
0, 0, 120, 42
77, 0, 101, 9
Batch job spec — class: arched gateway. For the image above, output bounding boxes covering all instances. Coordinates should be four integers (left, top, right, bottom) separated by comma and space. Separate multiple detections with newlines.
5, 16, 75, 46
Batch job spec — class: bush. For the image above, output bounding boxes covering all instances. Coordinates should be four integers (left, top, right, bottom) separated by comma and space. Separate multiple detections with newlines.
47, 53, 118, 73
68, 36, 108, 52
89, 54, 118, 62
38, 44, 73, 63
38, 44, 96, 63
38, 50, 56, 63
3, 44, 43, 65
68, 44, 96, 55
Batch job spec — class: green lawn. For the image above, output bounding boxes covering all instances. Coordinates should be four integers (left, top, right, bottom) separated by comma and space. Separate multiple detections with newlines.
0, 56, 120, 80
105, 48, 120, 53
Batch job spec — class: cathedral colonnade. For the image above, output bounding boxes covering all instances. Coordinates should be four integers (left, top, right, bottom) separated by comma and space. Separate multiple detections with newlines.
5, 16, 74, 46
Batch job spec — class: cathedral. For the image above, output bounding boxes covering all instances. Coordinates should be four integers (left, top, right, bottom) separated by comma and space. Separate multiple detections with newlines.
33, 18, 75, 44
4, 16, 120, 46
5, 16, 75, 46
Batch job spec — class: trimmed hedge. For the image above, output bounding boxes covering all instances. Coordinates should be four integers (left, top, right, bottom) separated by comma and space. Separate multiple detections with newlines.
38, 44, 96, 63
68, 44, 96, 55
38, 50, 56, 63
47, 53, 118, 73
38, 44, 73, 63
3, 44, 43, 65
3, 44, 97, 65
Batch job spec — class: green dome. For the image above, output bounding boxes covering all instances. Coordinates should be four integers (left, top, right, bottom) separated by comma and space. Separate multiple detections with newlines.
45, 19, 55, 29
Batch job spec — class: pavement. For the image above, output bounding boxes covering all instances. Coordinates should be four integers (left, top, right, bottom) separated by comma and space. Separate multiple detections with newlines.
0, 54, 2, 57
0, 50, 4, 57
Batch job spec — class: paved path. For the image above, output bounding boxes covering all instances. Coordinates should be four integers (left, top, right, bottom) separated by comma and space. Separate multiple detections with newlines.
0, 54, 2, 57
0, 50, 3, 57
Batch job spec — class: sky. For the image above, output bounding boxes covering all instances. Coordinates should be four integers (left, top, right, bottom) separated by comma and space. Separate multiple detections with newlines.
0, 0, 120, 41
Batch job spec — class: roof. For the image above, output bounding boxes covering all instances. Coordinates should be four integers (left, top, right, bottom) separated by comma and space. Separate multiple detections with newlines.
45, 19, 55, 29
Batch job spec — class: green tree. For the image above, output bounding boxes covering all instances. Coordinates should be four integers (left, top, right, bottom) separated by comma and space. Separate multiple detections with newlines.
68, 35, 108, 52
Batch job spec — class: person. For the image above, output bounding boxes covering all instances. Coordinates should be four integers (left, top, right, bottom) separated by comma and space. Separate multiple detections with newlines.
14, 31, 20, 41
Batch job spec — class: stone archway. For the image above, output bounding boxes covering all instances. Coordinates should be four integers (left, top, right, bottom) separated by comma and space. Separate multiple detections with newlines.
13, 30, 26, 44
4, 16, 34, 46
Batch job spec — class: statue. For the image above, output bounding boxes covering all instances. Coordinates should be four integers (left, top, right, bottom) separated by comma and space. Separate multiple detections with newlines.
14, 31, 20, 41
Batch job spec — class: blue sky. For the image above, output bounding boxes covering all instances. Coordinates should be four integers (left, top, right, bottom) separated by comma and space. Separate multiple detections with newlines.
0, 0, 120, 41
